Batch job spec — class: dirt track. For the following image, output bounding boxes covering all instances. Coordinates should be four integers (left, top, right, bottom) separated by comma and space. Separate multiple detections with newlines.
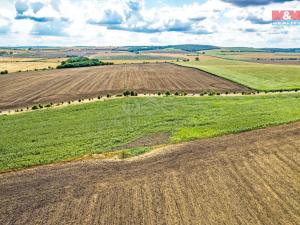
0, 63, 249, 110
0, 122, 299, 225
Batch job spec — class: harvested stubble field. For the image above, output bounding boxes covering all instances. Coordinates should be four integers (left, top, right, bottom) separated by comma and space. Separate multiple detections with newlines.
0, 57, 61, 73
0, 121, 299, 225
0, 63, 249, 110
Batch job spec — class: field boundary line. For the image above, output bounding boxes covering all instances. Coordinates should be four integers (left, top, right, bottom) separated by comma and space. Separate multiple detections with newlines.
170, 62, 256, 91
1, 91, 299, 116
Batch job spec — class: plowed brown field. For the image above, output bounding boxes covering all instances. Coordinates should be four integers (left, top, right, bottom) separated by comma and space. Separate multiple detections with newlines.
0, 63, 249, 110
0, 122, 299, 225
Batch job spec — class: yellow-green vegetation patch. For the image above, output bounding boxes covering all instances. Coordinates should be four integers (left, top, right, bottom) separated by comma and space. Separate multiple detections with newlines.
1, 94, 300, 171
172, 127, 218, 142
119, 147, 153, 159
176, 58, 300, 91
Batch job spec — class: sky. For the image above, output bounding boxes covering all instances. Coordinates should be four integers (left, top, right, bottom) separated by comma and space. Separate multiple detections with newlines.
0, 0, 299, 47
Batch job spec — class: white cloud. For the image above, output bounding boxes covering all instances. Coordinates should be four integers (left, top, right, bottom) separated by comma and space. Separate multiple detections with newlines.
0, 0, 299, 47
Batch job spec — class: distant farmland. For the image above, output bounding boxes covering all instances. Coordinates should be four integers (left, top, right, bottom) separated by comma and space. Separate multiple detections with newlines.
94, 54, 176, 61
0, 63, 249, 110
0, 57, 62, 73
206, 49, 300, 65
176, 57, 300, 91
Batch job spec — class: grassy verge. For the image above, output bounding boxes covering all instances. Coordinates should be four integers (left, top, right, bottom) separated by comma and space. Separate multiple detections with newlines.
1, 94, 300, 171
175, 58, 300, 91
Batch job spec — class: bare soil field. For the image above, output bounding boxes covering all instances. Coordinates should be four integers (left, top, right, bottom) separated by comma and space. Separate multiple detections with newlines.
0, 63, 249, 110
0, 121, 299, 225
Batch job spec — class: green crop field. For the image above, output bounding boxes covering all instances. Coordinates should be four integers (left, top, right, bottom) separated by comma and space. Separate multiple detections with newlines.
176, 58, 300, 91
1, 94, 300, 172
